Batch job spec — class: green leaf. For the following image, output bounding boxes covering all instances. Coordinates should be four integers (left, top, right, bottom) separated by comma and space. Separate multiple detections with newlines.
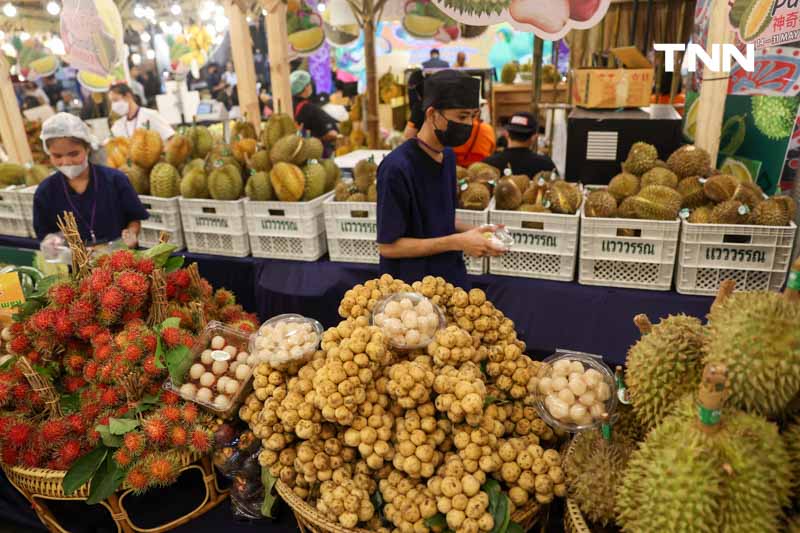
108, 418, 140, 435
425, 514, 447, 529
142, 243, 178, 267
261, 466, 278, 518
60, 392, 81, 414
160, 317, 182, 330
95, 424, 123, 448
506, 523, 524, 533
483, 480, 510, 533
13, 298, 42, 321
33, 362, 58, 380
27, 274, 63, 299
484, 395, 498, 406
165, 345, 192, 385
86, 455, 125, 505
0, 356, 17, 371
164, 255, 185, 273
480, 359, 488, 376
63, 447, 107, 495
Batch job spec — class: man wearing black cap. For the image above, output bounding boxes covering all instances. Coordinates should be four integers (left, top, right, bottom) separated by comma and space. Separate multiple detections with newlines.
377, 70, 503, 289
422, 49, 449, 69
483, 112, 555, 177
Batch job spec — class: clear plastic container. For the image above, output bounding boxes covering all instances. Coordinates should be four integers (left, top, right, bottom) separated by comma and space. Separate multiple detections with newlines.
165, 321, 255, 419
249, 313, 323, 369
371, 292, 445, 350
532, 350, 617, 433
483, 224, 514, 252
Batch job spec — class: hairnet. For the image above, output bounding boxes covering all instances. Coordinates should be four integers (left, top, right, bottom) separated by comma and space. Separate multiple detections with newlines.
290, 70, 312, 96
40, 113, 97, 154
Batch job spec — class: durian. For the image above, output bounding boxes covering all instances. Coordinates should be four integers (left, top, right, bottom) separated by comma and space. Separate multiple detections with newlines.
320, 159, 341, 192
625, 314, 706, 431
270, 162, 305, 202
703, 280, 800, 416
630, 185, 681, 220
261, 113, 297, 149
24, 164, 50, 186
182, 158, 206, 178
244, 171, 273, 201
518, 204, 550, 213
231, 118, 257, 140
467, 162, 500, 182
367, 184, 377, 202
120, 160, 149, 195
703, 174, 737, 202
459, 182, 491, 211
270, 135, 305, 165
508, 173, 530, 196
494, 177, 522, 211
164, 134, 193, 168
607, 173, 640, 202
584, 190, 617, 218
617, 365, 792, 533
231, 137, 258, 165
302, 162, 327, 201
709, 200, 749, 224
353, 158, 378, 184
347, 192, 368, 202
187, 123, 213, 159
666, 145, 711, 178
129, 128, 162, 169
677, 176, 707, 208
500, 63, 518, 84
180, 167, 209, 199
456, 166, 468, 181
149, 162, 180, 198
334, 181, 353, 202
301, 137, 324, 162
547, 181, 582, 214
521, 178, 548, 206
565, 423, 635, 526
731, 181, 764, 208
621, 142, 658, 176
640, 167, 678, 189
773, 196, 797, 220
617, 197, 638, 219
688, 205, 713, 224
751, 95, 800, 140
207, 164, 243, 200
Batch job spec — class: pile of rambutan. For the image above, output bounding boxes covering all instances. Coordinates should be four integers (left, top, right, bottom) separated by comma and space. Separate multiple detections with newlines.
0, 412, 91, 470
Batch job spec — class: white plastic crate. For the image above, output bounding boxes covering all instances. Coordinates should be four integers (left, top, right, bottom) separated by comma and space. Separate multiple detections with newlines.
323, 195, 378, 264
249, 231, 327, 261
0, 187, 26, 220
675, 220, 797, 295
184, 230, 250, 257
488, 206, 579, 282
246, 191, 333, 219
0, 216, 30, 237
456, 203, 492, 275
578, 207, 680, 291
179, 197, 247, 234
139, 195, 181, 229
139, 226, 184, 250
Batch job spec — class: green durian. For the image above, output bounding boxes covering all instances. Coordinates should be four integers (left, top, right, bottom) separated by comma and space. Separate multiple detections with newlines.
640, 167, 679, 190
270, 135, 305, 165
301, 162, 327, 201
334, 180, 353, 202
584, 190, 617, 218
565, 427, 635, 526
617, 388, 791, 533
270, 162, 305, 202
677, 176, 707, 208
320, 159, 340, 192
245, 171, 273, 201
247, 150, 272, 173
709, 200, 749, 224
688, 205, 713, 224
731, 181, 764, 209
500, 63, 518, 84
629, 185, 681, 220
625, 314, 706, 432
120, 160, 149, 195
703, 289, 800, 416
666, 145, 711, 178
621, 142, 658, 176
703, 174, 737, 202
751, 95, 800, 140
182, 158, 206, 178
261, 113, 297, 149
547, 181, 582, 214
617, 197, 638, 219
180, 167, 209, 199
459, 182, 491, 211
149, 162, 180, 198
207, 164, 243, 200
0, 163, 25, 186
751, 198, 791, 226
187, 123, 213, 159
608, 172, 640, 202
24, 164, 50, 186
301, 137, 324, 163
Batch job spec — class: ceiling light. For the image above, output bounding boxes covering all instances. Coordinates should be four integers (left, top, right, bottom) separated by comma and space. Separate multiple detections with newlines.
2, 3, 17, 17
19, 31, 30, 41
170, 3, 180, 15
133, 4, 144, 17
141, 32, 151, 42
131, 52, 141, 65
316, 3, 325, 12
46, 1, 60, 15
145, 49, 155, 59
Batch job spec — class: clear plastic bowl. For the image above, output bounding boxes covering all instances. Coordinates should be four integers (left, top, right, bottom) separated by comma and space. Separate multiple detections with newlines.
249, 314, 323, 369
371, 292, 445, 350
532, 350, 618, 433
485, 225, 514, 251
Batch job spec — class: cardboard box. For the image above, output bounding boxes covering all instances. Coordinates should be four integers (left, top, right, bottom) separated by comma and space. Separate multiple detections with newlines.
572, 47, 654, 109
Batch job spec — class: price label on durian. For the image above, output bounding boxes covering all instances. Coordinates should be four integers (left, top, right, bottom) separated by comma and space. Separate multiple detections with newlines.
60, 0, 124, 76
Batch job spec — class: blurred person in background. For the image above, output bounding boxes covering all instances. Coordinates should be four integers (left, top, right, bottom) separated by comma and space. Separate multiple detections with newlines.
23, 81, 49, 107
482, 112, 554, 177
42, 75, 63, 106
128, 65, 147, 104
455, 52, 467, 68
422, 49, 449, 69
108, 84, 174, 141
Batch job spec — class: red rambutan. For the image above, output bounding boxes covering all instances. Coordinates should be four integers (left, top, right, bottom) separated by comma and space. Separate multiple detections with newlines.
137, 258, 155, 275
1, 446, 18, 465
169, 425, 188, 447
161, 406, 182, 424
81, 402, 102, 423
123, 432, 145, 456
147, 454, 178, 486
99, 286, 127, 313
64, 354, 86, 374
100, 387, 120, 407
189, 428, 212, 454
170, 270, 191, 289
88, 270, 113, 294
122, 310, 145, 322
53, 312, 73, 338
93, 330, 112, 347
11, 383, 29, 404
9, 322, 23, 336
177, 292, 191, 304
77, 323, 101, 340
63, 375, 86, 394
69, 298, 96, 325
8, 421, 33, 449
142, 356, 160, 376
0, 382, 10, 406
109, 250, 136, 272
9, 335, 30, 354
166, 281, 177, 299
123, 344, 143, 363
66, 413, 85, 435
41, 419, 70, 442
21, 446, 45, 468
83, 360, 99, 381
146, 382, 161, 396
113, 448, 133, 468
161, 327, 182, 348
117, 271, 149, 296
182, 403, 198, 424
142, 334, 157, 352
56, 439, 82, 468
142, 417, 169, 445
161, 390, 180, 405
94, 344, 113, 362
49, 283, 76, 307
30, 309, 56, 332
214, 289, 235, 307
97, 363, 113, 383
125, 465, 150, 493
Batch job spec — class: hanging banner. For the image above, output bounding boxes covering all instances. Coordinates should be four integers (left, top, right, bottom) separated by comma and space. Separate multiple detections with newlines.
287, 1, 326, 57
60, 0, 124, 76
431, 0, 610, 40
402, 1, 461, 43
728, 0, 799, 49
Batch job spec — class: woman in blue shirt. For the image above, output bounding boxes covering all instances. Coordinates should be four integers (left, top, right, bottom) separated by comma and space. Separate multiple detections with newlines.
33, 113, 149, 246
377, 70, 503, 289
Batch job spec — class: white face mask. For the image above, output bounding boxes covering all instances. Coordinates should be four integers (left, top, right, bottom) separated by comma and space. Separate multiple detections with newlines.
111, 100, 129, 116
58, 159, 89, 180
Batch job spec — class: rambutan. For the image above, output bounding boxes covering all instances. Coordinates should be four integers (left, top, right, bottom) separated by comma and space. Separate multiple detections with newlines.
123, 344, 143, 363
214, 289, 235, 307
161, 390, 179, 405
9, 322, 24, 336
117, 271, 149, 296
7, 421, 32, 448
142, 417, 169, 445
177, 292, 191, 304
161, 405, 182, 423
142, 334, 157, 352
169, 426, 188, 447
123, 432, 145, 456
166, 281, 177, 299
64, 354, 86, 374
112, 363, 130, 381
9, 335, 30, 354
142, 356, 160, 376
0, 382, 10, 406
146, 382, 161, 396
137, 258, 155, 275
41, 419, 69, 442
30, 309, 56, 332
122, 310, 145, 322
93, 330, 112, 347
94, 344, 113, 362
49, 283, 76, 307
53, 312, 73, 338
109, 250, 136, 272
99, 286, 127, 314
63, 376, 86, 394
81, 402, 101, 423
161, 327, 182, 348
113, 448, 133, 468
56, 439, 82, 468
182, 403, 198, 424
189, 428, 212, 454
21, 443, 45, 468
147, 454, 179, 486
83, 360, 99, 381
1, 446, 18, 465
66, 413, 85, 435
88, 270, 113, 293
170, 270, 191, 289
100, 387, 120, 407
77, 323, 101, 340
98, 363, 113, 383
11, 383, 29, 404
125, 465, 150, 493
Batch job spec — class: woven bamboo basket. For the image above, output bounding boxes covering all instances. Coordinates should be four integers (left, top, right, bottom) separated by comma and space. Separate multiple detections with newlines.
2, 453, 228, 533
563, 438, 591, 533
275, 480, 541, 533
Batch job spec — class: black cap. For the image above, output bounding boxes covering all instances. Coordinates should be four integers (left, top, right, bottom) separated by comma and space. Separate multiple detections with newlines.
422, 70, 480, 111
506, 112, 537, 136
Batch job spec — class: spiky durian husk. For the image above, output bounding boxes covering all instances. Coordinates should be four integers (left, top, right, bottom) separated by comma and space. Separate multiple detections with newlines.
612, 403, 645, 442
616, 396, 792, 533
565, 430, 635, 526
783, 420, 800, 495
704, 292, 800, 417
625, 315, 706, 431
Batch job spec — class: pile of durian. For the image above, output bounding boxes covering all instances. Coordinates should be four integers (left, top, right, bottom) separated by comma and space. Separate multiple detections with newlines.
116, 115, 340, 203
457, 163, 582, 215
333, 158, 378, 202
561, 267, 800, 531
587, 142, 796, 225
239, 275, 567, 532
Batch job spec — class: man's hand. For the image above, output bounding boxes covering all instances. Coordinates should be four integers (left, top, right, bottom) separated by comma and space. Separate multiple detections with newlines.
458, 226, 504, 257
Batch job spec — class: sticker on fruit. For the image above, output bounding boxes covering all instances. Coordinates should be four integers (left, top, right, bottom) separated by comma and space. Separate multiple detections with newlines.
431, 0, 611, 39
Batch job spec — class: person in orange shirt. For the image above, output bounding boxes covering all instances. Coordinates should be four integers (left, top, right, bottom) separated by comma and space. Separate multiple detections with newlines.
453, 113, 496, 168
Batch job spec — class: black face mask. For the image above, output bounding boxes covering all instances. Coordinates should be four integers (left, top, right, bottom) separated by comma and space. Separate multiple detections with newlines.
433, 112, 473, 147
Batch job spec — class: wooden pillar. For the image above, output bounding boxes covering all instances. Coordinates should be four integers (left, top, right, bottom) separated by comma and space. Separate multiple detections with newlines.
363, 12, 379, 149
263, 0, 293, 117
0, 55, 33, 164
530, 36, 543, 115
695, 0, 734, 163
224, 0, 261, 134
